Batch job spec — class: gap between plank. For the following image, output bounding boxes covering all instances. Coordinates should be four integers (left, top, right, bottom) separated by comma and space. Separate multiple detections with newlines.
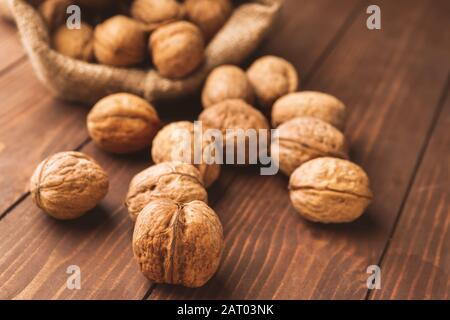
0, 55, 27, 79
0, 137, 92, 221
142, 0, 366, 300
365, 74, 450, 300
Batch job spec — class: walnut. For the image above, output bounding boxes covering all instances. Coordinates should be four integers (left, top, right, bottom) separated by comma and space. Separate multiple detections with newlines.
131, 0, 184, 28
247, 55, 299, 110
94, 15, 148, 67
87, 93, 161, 154
30, 151, 109, 220
150, 21, 205, 79
272, 91, 347, 129
133, 198, 223, 287
198, 99, 270, 164
271, 117, 348, 176
38, 0, 72, 32
125, 161, 208, 221
202, 65, 254, 109
185, 0, 233, 40
289, 157, 373, 223
151, 121, 221, 187
52, 22, 94, 62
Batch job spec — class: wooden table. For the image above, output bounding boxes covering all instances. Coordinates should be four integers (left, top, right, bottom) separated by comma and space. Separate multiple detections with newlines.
0, 0, 449, 300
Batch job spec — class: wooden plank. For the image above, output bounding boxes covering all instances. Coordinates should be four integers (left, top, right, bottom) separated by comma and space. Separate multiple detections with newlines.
0, 62, 88, 215
370, 86, 450, 300
0, 0, 361, 299
0, 21, 25, 72
149, 0, 450, 299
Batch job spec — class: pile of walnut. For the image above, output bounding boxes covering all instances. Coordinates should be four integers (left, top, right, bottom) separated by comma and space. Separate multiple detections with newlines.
29, 9, 374, 286
40, 0, 233, 79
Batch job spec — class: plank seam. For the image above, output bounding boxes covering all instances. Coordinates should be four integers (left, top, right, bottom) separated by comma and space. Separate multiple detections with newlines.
0, 55, 27, 79
365, 73, 450, 300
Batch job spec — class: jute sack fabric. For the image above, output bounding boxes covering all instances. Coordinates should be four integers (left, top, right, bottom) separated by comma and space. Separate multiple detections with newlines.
2, 0, 283, 104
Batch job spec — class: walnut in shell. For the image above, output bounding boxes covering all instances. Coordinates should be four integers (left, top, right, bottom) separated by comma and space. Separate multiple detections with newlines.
94, 15, 148, 67
202, 65, 254, 109
289, 157, 373, 223
30, 151, 109, 220
185, 0, 233, 40
198, 99, 270, 164
87, 93, 161, 154
150, 21, 205, 79
125, 161, 208, 221
131, 0, 184, 27
271, 117, 348, 176
133, 198, 223, 287
247, 55, 299, 110
151, 121, 221, 187
53, 22, 94, 62
38, 0, 72, 32
272, 91, 347, 129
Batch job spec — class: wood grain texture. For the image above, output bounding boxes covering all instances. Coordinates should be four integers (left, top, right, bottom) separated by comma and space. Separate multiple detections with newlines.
149, 0, 450, 299
0, 62, 88, 215
0, 21, 24, 72
370, 85, 450, 300
0, 0, 363, 299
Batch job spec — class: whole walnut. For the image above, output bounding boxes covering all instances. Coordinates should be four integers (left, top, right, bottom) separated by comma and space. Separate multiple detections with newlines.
272, 91, 347, 129
202, 65, 254, 109
125, 161, 208, 221
185, 0, 233, 40
131, 0, 184, 27
198, 99, 270, 164
247, 55, 299, 110
151, 121, 221, 187
30, 151, 109, 220
150, 21, 205, 79
289, 157, 373, 223
133, 198, 223, 287
53, 22, 94, 62
271, 117, 348, 176
38, 0, 72, 32
94, 15, 148, 67
87, 93, 161, 154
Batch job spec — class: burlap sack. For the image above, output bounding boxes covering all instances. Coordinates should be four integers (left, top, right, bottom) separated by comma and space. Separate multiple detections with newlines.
2, 0, 283, 104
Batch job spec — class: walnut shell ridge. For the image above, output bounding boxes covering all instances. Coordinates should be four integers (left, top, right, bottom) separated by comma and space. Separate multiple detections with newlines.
289, 157, 373, 223
87, 93, 161, 154
272, 91, 347, 129
247, 55, 299, 110
202, 65, 254, 109
133, 198, 223, 287
271, 117, 348, 176
151, 121, 221, 188
126, 162, 208, 221
30, 151, 109, 220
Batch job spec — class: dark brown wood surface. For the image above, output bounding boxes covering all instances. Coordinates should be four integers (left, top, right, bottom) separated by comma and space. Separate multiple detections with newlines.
0, 0, 449, 300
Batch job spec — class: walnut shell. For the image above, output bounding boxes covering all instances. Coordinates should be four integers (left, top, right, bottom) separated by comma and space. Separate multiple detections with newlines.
198, 99, 270, 164
53, 22, 94, 62
30, 151, 109, 220
94, 15, 148, 67
202, 65, 254, 109
131, 0, 184, 27
151, 121, 221, 187
247, 55, 299, 110
125, 161, 208, 221
133, 198, 223, 287
289, 157, 373, 223
185, 0, 233, 40
150, 21, 205, 79
87, 93, 161, 154
38, 0, 72, 32
272, 91, 347, 129
271, 117, 348, 176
